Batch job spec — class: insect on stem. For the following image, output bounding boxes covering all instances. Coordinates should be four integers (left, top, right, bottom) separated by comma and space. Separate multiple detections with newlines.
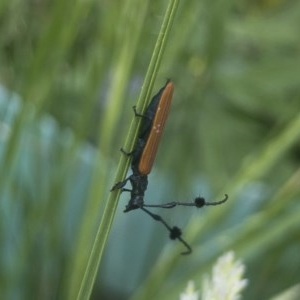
112, 80, 228, 254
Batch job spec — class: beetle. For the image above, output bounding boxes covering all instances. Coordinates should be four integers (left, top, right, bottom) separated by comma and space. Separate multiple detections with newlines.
111, 80, 228, 254
125, 80, 174, 175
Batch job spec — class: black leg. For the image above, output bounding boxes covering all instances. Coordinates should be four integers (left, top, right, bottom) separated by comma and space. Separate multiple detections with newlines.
120, 147, 133, 156
120, 188, 132, 193
110, 176, 131, 191
132, 106, 152, 120
133, 106, 144, 118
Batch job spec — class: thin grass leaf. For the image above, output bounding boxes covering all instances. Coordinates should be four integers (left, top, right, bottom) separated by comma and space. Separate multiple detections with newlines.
76, 1, 180, 299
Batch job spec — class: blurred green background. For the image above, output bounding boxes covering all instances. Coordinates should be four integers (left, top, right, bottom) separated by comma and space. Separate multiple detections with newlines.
1, 0, 300, 299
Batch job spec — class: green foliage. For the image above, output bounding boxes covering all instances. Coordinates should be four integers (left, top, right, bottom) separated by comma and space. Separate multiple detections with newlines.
0, 0, 300, 299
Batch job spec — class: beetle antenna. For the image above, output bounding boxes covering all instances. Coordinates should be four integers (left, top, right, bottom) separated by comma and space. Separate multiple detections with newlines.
143, 194, 228, 209
201, 194, 228, 206
140, 207, 192, 255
